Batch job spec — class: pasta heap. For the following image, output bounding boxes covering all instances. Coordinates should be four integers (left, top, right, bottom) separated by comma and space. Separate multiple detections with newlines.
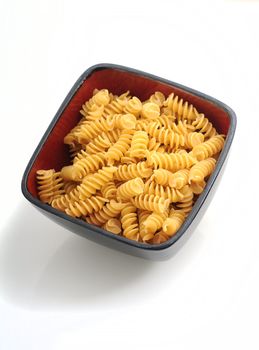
36, 88, 225, 244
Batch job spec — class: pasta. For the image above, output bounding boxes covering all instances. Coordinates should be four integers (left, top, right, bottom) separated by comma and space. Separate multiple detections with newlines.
36, 169, 64, 204
189, 158, 216, 183
115, 161, 152, 181
36, 89, 225, 245
162, 209, 186, 237
191, 135, 225, 161
130, 131, 149, 158
117, 178, 144, 201
142, 211, 168, 241
121, 204, 139, 241
103, 218, 122, 234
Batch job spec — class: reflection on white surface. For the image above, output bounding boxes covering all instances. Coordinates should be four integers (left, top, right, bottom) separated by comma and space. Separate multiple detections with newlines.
0, 202, 203, 310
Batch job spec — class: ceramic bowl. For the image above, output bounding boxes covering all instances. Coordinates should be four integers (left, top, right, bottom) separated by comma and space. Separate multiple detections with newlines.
21, 64, 236, 260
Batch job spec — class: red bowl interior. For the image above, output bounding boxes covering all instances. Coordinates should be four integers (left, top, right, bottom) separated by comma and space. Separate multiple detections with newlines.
27, 68, 230, 198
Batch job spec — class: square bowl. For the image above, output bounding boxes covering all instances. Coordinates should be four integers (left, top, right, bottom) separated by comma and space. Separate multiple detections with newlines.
21, 63, 236, 260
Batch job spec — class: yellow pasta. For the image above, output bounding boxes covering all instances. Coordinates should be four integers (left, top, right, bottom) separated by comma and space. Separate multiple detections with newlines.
192, 135, 225, 161
121, 204, 139, 241
115, 161, 152, 181
103, 218, 122, 235
138, 209, 151, 241
163, 92, 197, 121
112, 113, 137, 129
37, 88, 225, 245
65, 196, 108, 217
117, 177, 144, 201
124, 96, 142, 117
86, 200, 126, 226
37, 169, 64, 204
162, 209, 186, 236
84, 134, 111, 155
148, 91, 165, 107
130, 131, 149, 159
61, 152, 106, 181
100, 181, 117, 200
192, 113, 217, 139
131, 194, 170, 214
146, 122, 185, 150
141, 102, 160, 119
75, 116, 115, 144
103, 92, 130, 116
106, 130, 134, 165
143, 180, 185, 203
142, 211, 168, 241
189, 158, 216, 183
78, 166, 117, 200
146, 150, 197, 172
169, 169, 190, 189
185, 132, 204, 149
153, 169, 174, 186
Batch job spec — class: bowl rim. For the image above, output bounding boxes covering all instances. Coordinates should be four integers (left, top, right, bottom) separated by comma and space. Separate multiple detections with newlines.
21, 63, 237, 251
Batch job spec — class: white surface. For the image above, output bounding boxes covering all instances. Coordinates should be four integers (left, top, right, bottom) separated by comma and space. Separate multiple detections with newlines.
0, 0, 258, 349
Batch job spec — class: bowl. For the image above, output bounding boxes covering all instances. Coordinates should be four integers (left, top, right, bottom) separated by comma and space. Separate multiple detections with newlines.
21, 63, 236, 260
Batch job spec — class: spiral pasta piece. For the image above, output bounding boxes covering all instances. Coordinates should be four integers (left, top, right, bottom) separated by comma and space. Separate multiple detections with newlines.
146, 122, 185, 149
86, 200, 126, 226
138, 209, 151, 241
148, 91, 165, 107
185, 132, 204, 149
131, 194, 170, 214
142, 211, 168, 241
63, 181, 78, 194
65, 196, 108, 217
75, 116, 115, 144
192, 113, 217, 139
189, 158, 216, 183
51, 187, 80, 211
190, 180, 206, 194
84, 134, 111, 155
115, 161, 153, 181
135, 118, 151, 131
112, 113, 137, 129
146, 151, 197, 172
121, 204, 139, 241
124, 96, 142, 117
117, 178, 144, 201
103, 218, 122, 235
143, 180, 185, 203
176, 185, 194, 213
61, 152, 106, 181
153, 169, 174, 186
192, 135, 225, 161
37, 169, 64, 204
78, 166, 117, 200
151, 230, 170, 244
106, 130, 134, 165
163, 92, 197, 121
169, 169, 190, 189
103, 129, 121, 144
162, 209, 186, 236
141, 102, 160, 119
80, 89, 110, 118
130, 131, 149, 158
103, 92, 130, 116
100, 181, 117, 200
148, 138, 165, 153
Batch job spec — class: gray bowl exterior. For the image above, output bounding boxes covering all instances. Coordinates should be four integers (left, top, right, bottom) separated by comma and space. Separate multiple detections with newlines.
21, 64, 236, 261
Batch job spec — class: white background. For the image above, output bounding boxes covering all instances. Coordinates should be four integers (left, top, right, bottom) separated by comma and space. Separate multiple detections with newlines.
0, 0, 258, 349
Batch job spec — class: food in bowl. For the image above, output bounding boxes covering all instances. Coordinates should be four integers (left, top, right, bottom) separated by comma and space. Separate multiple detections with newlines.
36, 88, 225, 244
